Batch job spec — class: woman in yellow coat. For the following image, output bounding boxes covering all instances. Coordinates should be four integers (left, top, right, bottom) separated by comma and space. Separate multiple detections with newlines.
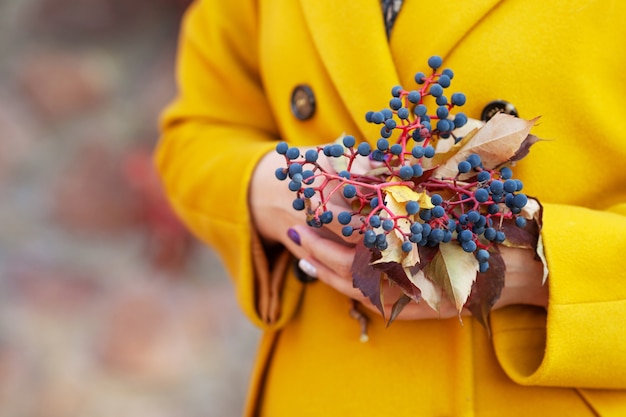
155, 0, 626, 415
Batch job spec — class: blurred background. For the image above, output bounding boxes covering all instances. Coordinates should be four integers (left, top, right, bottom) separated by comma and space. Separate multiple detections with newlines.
0, 0, 261, 416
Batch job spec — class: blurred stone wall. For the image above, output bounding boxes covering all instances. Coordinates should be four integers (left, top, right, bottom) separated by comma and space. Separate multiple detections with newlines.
0, 1, 261, 416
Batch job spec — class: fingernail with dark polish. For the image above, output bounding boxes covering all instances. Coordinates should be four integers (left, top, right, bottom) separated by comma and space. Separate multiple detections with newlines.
287, 228, 301, 245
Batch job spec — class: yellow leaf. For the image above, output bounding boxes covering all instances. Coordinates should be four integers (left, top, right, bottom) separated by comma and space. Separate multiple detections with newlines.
383, 184, 434, 209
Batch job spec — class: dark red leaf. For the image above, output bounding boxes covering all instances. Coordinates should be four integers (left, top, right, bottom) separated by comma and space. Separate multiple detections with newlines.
388, 294, 412, 326
509, 134, 541, 162
351, 241, 385, 316
464, 250, 506, 335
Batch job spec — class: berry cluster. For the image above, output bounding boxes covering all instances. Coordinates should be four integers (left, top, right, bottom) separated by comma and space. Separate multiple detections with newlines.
274, 56, 530, 272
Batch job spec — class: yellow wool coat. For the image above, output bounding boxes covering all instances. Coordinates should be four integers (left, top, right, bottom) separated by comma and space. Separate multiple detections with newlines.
155, 0, 626, 415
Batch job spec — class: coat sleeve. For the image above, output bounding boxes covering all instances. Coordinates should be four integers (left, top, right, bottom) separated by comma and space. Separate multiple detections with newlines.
154, 0, 303, 329
490, 200, 626, 390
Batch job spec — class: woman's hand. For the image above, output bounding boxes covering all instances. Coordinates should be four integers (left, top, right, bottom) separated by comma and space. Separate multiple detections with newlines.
286, 225, 548, 320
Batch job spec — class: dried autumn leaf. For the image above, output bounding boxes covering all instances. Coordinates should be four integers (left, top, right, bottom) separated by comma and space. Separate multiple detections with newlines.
388, 294, 412, 326
501, 197, 543, 249
404, 266, 442, 312
422, 117, 483, 170
371, 258, 421, 304
433, 113, 539, 179
351, 241, 385, 316
464, 250, 506, 335
424, 244, 479, 312
383, 182, 434, 208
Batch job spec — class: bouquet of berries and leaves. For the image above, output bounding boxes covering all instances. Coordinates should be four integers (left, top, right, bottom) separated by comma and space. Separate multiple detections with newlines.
274, 56, 547, 333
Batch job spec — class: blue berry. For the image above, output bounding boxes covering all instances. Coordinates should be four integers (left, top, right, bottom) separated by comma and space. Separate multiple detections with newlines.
467, 210, 481, 223
371, 112, 385, 124
330, 144, 344, 157
458, 160, 471, 173
414, 104, 428, 117
389, 97, 403, 110
342, 226, 354, 237
515, 217, 527, 227
438, 74, 451, 88
357, 142, 371, 156
275, 168, 288, 180
391, 85, 402, 97
276, 141, 289, 154
515, 179, 524, 191
451, 93, 466, 106
431, 194, 443, 206
286, 147, 300, 160
476, 249, 490, 262
369, 215, 382, 228
458, 229, 473, 242
292, 198, 305, 210
436, 95, 448, 106
477, 171, 491, 182
377, 138, 389, 151
500, 166, 513, 180
371, 150, 386, 161
289, 163, 303, 177
442, 68, 454, 79
461, 240, 477, 253
338, 170, 351, 179
495, 231, 506, 243
432, 206, 445, 218
319, 211, 333, 224
412, 164, 424, 177
364, 230, 377, 244
475, 188, 490, 203
503, 179, 517, 193
342, 135, 356, 148
414, 71, 426, 84
467, 154, 482, 168
390, 144, 403, 155
399, 165, 414, 180
453, 113, 468, 128
421, 223, 432, 238
490, 180, 504, 194
479, 262, 490, 273
430, 228, 445, 243
487, 203, 499, 215
343, 184, 357, 198
303, 187, 315, 198
398, 108, 410, 119
385, 119, 397, 129
406, 201, 420, 215
410, 222, 423, 234
419, 209, 432, 221
484, 227, 497, 241
304, 149, 318, 162
513, 193, 528, 208
412, 146, 425, 158
428, 55, 443, 69
402, 241, 413, 253
423, 146, 435, 158
407, 91, 421, 103
429, 84, 444, 97
382, 219, 395, 231
370, 197, 379, 208
436, 106, 449, 119
302, 170, 315, 184
381, 108, 393, 119
380, 127, 392, 138
288, 180, 301, 192
338, 211, 352, 225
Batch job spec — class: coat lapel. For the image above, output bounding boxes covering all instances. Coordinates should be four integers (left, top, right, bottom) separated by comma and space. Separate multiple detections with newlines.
298, 0, 504, 140
298, 0, 400, 141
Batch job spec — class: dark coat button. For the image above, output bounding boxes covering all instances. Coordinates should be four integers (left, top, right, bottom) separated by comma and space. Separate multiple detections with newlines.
481, 100, 518, 122
291, 84, 316, 120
